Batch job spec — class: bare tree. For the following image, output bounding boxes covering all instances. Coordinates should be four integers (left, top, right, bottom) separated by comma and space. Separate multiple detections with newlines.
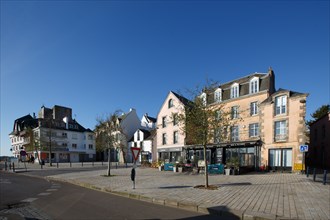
176, 82, 232, 188
95, 111, 123, 176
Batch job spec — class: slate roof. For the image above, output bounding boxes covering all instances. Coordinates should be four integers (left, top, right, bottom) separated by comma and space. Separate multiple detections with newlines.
171, 91, 191, 106
260, 88, 308, 104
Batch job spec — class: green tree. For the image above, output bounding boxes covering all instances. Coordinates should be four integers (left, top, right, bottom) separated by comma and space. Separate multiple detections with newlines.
176, 83, 231, 188
95, 111, 123, 176
307, 104, 330, 126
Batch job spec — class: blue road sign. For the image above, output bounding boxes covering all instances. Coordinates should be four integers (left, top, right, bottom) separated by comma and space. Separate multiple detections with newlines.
300, 145, 308, 152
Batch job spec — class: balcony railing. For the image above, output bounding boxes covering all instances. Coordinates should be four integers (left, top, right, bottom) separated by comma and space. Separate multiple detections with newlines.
275, 134, 287, 142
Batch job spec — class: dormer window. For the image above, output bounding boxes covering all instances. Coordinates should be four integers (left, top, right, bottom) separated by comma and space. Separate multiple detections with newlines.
250, 77, 259, 94
230, 83, 239, 99
168, 99, 174, 108
214, 88, 222, 103
200, 92, 207, 106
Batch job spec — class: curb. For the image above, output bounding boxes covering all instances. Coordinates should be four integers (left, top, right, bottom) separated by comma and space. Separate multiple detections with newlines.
46, 176, 278, 220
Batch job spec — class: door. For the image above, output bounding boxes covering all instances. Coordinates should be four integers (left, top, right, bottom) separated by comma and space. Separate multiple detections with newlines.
269, 148, 292, 171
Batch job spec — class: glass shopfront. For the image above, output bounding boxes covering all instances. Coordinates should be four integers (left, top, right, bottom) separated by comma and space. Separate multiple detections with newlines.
269, 148, 292, 171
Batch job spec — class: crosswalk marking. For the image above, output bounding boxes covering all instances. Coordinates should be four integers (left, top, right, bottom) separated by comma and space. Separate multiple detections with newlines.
46, 189, 58, 192
21, 198, 38, 203
38, 193, 51, 196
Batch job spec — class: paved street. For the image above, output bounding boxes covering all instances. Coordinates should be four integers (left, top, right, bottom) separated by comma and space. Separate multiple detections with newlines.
2, 162, 330, 220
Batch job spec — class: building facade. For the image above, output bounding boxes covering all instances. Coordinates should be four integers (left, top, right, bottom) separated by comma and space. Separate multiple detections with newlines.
308, 112, 330, 170
156, 91, 190, 163
9, 105, 96, 163
155, 68, 309, 172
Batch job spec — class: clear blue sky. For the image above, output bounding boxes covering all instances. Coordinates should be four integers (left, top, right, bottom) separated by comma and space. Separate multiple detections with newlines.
1, 1, 329, 156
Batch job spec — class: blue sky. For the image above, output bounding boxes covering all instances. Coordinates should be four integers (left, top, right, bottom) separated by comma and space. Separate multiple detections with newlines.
1, 1, 329, 156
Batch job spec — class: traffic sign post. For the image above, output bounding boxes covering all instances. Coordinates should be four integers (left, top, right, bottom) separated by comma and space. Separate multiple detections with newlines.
130, 147, 141, 189
300, 145, 309, 174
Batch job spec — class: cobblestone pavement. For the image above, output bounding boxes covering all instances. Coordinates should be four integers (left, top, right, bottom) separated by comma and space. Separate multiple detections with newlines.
44, 167, 330, 220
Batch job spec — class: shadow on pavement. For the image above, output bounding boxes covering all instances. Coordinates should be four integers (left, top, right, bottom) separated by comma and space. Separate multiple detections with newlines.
177, 205, 241, 220
158, 186, 192, 189
218, 182, 251, 186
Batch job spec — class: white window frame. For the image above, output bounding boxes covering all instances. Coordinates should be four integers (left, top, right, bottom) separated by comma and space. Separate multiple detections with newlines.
214, 88, 222, 103
250, 102, 258, 116
162, 133, 167, 145
231, 126, 239, 142
173, 131, 178, 144
231, 106, 239, 119
275, 120, 287, 141
275, 95, 287, 115
249, 123, 259, 137
249, 77, 259, 94
230, 83, 239, 99
200, 92, 207, 106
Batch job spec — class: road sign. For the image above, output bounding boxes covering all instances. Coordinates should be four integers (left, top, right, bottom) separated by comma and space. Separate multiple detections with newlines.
131, 147, 141, 162
299, 145, 308, 152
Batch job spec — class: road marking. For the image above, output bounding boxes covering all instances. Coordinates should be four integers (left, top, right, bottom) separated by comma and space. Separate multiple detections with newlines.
21, 198, 38, 202
46, 189, 58, 192
38, 193, 51, 196
0, 179, 11, 184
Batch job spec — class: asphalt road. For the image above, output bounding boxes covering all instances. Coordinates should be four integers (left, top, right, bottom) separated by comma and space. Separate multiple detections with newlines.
1, 171, 221, 219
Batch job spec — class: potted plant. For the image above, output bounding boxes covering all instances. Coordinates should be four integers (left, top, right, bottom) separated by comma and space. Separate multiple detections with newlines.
158, 160, 164, 171
226, 157, 240, 175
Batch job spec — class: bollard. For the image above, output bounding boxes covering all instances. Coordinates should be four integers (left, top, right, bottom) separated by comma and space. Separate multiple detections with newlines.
313, 168, 316, 181
70, 162, 72, 168
9, 163, 12, 170
92, 161, 94, 166
57, 162, 59, 168
306, 166, 309, 178
12, 163, 15, 172
5, 162, 7, 171
323, 170, 327, 185
116, 162, 118, 169
102, 161, 103, 166
82, 161, 83, 167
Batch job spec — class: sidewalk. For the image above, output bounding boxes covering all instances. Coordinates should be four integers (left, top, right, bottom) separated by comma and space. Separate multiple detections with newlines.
43, 167, 330, 220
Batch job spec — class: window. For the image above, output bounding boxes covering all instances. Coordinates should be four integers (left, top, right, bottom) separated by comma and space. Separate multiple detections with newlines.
62, 132, 67, 137
250, 102, 258, 116
231, 126, 239, 141
275, 120, 287, 141
215, 110, 221, 121
162, 116, 166, 128
214, 88, 222, 103
173, 114, 178, 126
230, 83, 239, 99
88, 134, 93, 140
231, 106, 239, 119
62, 143, 68, 147
275, 96, 287, 115
162, 133, 167, 145
249, 77, 259, 94
168, 99, 174, 108
137, 131, 140, 141
173, 131, 178, 144
72, 133, 77, 139
88, 144, 93, 149
249, 123, 259, 137
200, 92, 207, 105
72, 143, 77, 148
214, 127, 221, 143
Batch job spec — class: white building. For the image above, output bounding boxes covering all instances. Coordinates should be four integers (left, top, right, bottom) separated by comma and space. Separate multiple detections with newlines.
128, 129, 156, 163
156, 91, 190, 163
9, 105, 95, 163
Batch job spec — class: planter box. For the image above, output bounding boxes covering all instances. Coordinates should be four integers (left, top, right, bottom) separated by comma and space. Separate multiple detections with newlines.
225, 168, 231, 175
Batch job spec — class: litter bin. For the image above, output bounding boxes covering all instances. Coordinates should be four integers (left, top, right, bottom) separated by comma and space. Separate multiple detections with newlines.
40, 160, 45, 165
